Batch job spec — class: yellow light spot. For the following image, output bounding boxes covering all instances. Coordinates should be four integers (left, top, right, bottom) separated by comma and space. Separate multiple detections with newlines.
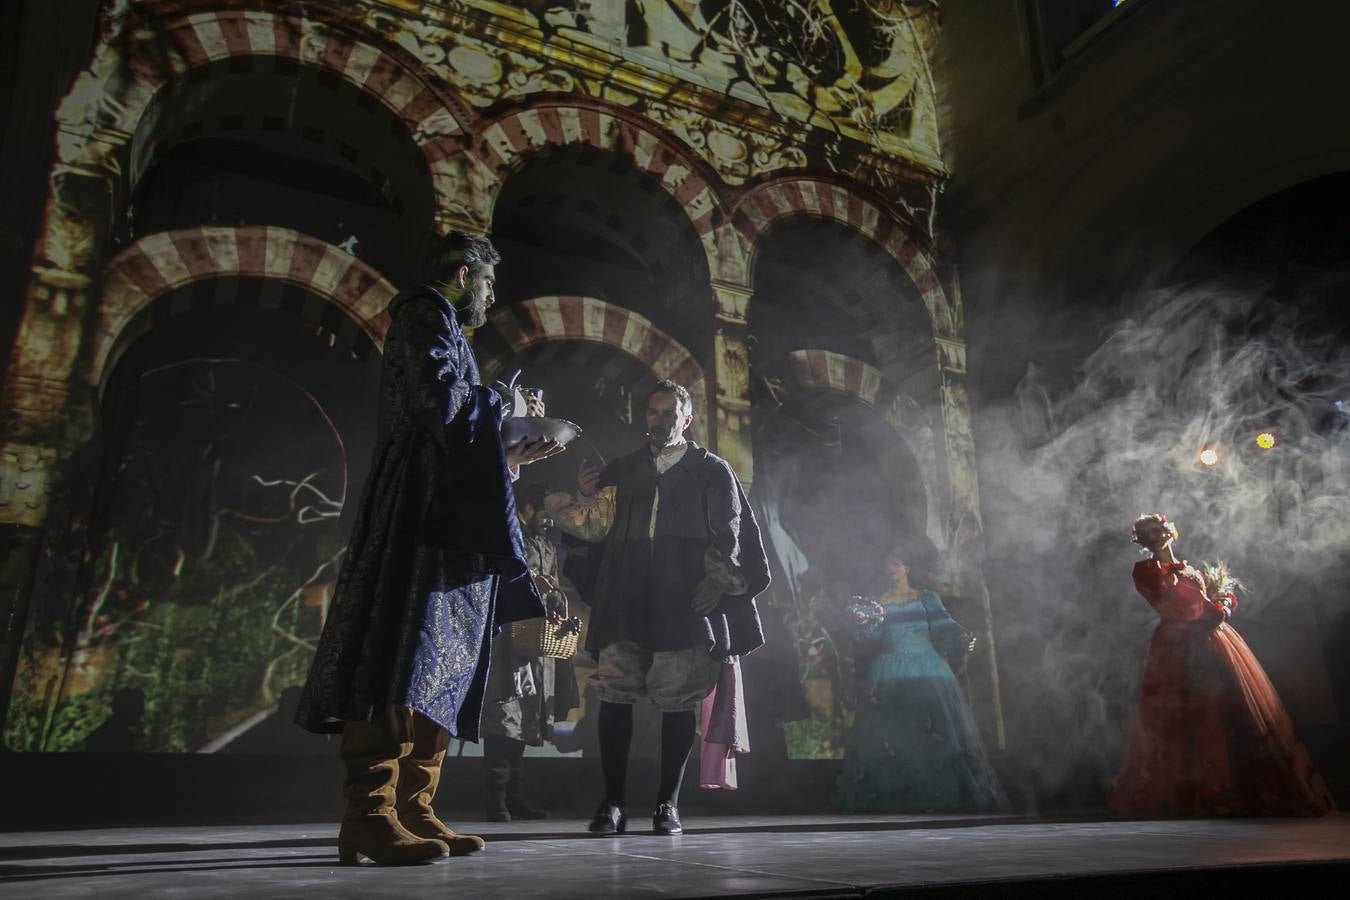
1199, 448, 1220, 467
1255, 432, 1276, 450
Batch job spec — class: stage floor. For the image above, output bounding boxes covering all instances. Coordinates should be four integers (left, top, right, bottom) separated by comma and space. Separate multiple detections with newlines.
1, 815, 1347, 899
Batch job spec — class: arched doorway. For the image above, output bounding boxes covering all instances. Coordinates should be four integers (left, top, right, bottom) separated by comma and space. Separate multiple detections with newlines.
747, 215, 942, 760
124, 53, 439, 284
489, 141, 715, 380
3, 280, 380, 753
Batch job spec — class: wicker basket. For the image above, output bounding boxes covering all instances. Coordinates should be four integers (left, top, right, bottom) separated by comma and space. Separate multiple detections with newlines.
510, 616, 579, 660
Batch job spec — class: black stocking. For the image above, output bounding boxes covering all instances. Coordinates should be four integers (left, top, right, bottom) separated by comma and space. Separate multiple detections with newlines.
657, 710, 696, 807
598, 701, 633, 805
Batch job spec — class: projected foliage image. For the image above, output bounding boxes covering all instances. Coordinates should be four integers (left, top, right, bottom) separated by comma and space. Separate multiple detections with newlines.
4, 359, 350, 753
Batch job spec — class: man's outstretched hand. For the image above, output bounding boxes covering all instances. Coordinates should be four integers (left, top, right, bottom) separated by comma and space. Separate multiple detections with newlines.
507, 436, 565, 469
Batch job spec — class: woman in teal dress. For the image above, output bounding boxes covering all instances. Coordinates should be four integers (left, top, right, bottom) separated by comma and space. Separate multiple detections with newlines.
839, 550, 1008, 813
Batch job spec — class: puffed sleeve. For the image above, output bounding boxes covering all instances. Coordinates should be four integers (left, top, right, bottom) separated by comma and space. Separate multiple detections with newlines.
552, 486, 617, 542
1132, 560, 1216, 622
920, 591, 969, 657
550, 457, 622, 541
1131, 559, 1166, 604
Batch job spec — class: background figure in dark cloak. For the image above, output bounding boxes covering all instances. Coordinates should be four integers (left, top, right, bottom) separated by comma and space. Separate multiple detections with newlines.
481, 482, 580, 821
294, 232, 563, 865
839, 549, 1008, 813
549, 380, 770, 836
1110, 515, 1333, 817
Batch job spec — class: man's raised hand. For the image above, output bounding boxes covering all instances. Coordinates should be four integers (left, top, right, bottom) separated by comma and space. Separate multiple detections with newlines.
577, 458, 601, 497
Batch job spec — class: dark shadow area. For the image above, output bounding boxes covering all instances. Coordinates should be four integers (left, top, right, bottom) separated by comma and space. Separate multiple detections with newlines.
0, 753, 860, 831
873, 861, 1350, 900
0, 857, 362, 884
0, 836, 335, 862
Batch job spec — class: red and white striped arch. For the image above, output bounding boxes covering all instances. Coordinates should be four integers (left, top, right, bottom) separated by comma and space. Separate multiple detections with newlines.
786, 348, 887, 408
63, 8, 471, 215
474, 101, 727, 242
785, 348, 943, 532
92, 225, 396, 385
475, 295, 709, 424
735, 178, 955, 337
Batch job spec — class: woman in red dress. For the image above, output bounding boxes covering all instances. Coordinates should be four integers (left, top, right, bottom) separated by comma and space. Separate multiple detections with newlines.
1109, 514, 1333, 817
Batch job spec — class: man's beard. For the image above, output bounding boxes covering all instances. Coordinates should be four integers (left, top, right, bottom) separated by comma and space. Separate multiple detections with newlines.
458, 295, 488, 328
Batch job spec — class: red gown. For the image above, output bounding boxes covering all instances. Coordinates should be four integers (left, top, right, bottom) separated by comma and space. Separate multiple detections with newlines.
1109, 558, 1333, 817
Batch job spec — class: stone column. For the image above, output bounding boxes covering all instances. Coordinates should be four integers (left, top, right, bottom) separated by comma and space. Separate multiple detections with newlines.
710, 279, 754, 486
934, 334, 1006, 750
0, 164, 110, 739
431, 147, 497, 239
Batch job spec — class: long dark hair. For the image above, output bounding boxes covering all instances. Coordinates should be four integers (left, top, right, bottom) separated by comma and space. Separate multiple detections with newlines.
884, 542, 936, 592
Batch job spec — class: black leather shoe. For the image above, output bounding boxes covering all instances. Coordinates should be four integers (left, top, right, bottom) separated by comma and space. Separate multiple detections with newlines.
587, 802, 627, 835
653, 803, 682, 835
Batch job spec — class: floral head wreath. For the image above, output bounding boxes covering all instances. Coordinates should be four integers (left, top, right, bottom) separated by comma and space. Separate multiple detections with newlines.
1131, 513, 1178, 544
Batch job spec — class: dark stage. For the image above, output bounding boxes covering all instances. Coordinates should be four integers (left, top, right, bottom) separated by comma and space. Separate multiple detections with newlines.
2, 815, 1347, 899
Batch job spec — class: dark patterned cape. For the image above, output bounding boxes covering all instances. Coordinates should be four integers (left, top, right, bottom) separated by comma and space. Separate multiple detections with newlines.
295, 286, 543, 738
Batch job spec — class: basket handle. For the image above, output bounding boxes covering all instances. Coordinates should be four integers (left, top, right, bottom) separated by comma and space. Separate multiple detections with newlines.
534, 571, 566, 619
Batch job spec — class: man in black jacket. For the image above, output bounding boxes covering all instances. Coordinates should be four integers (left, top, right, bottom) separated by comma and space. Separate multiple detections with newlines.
550, 380, 769, 835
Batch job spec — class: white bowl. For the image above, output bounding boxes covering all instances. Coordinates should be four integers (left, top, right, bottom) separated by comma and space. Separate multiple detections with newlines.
501, 415, 582, 448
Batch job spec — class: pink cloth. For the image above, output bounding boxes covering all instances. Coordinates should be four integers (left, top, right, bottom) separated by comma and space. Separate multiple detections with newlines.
699, 660, 749, 790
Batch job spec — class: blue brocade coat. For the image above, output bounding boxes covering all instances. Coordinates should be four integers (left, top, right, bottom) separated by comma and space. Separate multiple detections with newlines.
295, 287, 543, 740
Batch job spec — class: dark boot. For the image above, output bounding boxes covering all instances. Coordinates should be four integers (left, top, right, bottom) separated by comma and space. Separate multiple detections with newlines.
506, 751, 549, 820
395, 711, 486, 856
483, 735, 512, 822
338, 709, 448, 865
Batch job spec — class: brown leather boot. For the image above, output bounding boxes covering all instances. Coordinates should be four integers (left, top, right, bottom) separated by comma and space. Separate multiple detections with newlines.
337, 709, 449, 865
396, 712, 486, 855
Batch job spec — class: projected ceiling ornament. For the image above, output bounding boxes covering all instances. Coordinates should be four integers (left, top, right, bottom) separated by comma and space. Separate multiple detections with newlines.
362, 0, 944, 208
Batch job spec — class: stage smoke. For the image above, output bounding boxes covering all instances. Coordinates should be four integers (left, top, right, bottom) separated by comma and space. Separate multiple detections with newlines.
977, 279, 1350, 804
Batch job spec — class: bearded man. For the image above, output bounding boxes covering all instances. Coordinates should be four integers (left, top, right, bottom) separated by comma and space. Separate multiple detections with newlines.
296, 231, 562, 865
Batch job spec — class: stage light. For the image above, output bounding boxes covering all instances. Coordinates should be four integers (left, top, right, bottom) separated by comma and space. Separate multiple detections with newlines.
1198, 448, 1219, 467
1255, 432, 1276, 450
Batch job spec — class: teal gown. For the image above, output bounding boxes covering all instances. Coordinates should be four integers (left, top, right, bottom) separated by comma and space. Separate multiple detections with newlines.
839, 591, 1008, 813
